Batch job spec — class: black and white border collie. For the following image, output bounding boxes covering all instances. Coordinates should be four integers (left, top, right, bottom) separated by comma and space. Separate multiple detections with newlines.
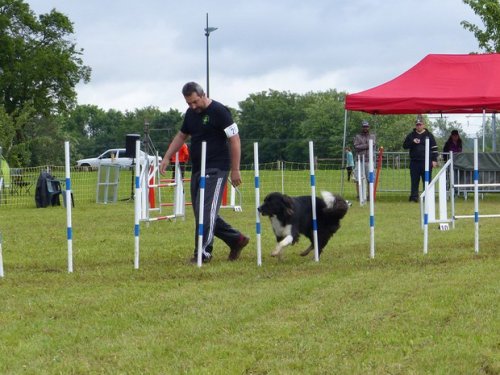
258, 191, 349, 258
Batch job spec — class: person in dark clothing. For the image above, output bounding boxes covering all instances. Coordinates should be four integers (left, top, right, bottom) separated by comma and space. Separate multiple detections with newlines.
345, 147, 354, 181
403, 115, 438, 202
169, 142, 190, 179
442, 129, 463, 161
159, 82, 249, 263
352, 120, 376, 200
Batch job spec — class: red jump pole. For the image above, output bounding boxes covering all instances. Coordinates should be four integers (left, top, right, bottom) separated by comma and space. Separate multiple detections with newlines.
222, 182, 228, 206
148, 165, 156, 208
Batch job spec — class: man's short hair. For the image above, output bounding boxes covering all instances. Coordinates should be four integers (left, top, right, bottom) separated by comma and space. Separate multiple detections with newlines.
182, 82, 205, 97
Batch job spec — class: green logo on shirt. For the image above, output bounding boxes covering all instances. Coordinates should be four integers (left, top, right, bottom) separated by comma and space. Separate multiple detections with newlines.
202, 115, 209, 125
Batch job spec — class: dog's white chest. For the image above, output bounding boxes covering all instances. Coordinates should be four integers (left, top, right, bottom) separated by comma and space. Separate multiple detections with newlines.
270, 216, 291, 237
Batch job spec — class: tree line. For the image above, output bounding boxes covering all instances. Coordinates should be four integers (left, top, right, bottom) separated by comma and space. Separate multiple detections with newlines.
1, 0, 499, 167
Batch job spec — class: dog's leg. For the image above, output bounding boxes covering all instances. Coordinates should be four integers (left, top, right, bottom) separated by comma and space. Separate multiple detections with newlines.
299, 245, 313, 256
271, 235, 293, 256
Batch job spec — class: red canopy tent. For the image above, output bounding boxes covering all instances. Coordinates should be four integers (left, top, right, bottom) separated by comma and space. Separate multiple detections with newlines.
345, 53, 500, 114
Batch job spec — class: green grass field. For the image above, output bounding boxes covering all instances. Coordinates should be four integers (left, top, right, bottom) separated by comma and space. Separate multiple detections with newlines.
0, 173, 499, 374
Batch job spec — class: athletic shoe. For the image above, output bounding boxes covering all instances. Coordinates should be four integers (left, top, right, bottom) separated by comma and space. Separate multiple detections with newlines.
228, 235, 250, 261
409, 196, 418, 203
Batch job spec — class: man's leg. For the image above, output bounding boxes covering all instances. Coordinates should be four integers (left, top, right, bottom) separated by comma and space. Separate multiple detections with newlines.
214, 216, 249, 260
419, 165, 432, 192
191, 170, 220, 262
190, 172, 209, 261
214, 216, 241, 247
206, 169, 249, 260
409, 160, 420, 201
190, 168, 242, 261
191, 168, 249, 261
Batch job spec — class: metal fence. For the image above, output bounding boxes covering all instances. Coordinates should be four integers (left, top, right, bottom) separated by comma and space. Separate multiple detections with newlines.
1, 166, 66, 207
7, 151, 499, 208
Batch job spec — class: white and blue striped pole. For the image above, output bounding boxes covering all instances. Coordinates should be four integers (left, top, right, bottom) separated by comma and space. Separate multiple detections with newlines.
423, 137, 430, 254
309, 141, 319, 262
64, 141, 73, 273
196, 142, 207, 267
368, 139, 375, 258
254, 142, 262, 266
473, 138, 479, 253
0, 233, 4, 277
134, 139, 141, 269
356, 155, 362, 205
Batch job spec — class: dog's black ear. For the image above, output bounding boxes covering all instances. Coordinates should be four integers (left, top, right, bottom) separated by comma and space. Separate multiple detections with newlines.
282, 195, 294, 217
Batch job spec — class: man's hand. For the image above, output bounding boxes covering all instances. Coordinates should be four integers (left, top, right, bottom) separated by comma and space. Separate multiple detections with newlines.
159, 158, 170, 175
160, 131, 189, 175
230, 170, 242, 187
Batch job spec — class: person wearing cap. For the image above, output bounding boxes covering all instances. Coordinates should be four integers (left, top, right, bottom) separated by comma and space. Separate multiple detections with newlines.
403, 115, 438, 202
352, 120, 376, 199
443, 129, 463, 161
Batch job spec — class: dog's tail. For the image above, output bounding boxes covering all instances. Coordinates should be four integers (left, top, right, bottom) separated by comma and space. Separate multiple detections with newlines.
320, 191, 349, 219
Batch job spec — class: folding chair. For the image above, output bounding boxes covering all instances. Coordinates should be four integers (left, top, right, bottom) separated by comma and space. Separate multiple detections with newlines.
46, 178, 62, 206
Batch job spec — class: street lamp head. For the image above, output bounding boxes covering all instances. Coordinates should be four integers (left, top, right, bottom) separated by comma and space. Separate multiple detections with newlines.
205, 13, 217, 97
205, 27, 218, 36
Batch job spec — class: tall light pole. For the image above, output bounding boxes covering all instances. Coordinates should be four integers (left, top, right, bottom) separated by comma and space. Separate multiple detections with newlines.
204, 13, 217, 98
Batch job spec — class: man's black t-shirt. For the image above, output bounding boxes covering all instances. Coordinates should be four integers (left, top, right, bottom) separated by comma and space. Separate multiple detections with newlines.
181, 100, 233, 173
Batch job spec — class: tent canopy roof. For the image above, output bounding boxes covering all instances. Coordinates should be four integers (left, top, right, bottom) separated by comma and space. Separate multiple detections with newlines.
345, 53, 500, 114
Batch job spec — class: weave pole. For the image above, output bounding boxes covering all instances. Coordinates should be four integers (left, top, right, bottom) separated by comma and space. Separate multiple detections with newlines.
368, 139, 375, 258
0, 233, 4, 277
254, 142, 262, 266
423, 137, 430, 254
134, 139, 141, 269
196, 142, 207, 267
356, 155, 363, 205
308, 141, 319, 262
64, 141, 73, 273
473, 138, 479, 253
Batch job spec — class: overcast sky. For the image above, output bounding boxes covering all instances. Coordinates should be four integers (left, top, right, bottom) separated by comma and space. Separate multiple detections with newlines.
27, 0, 486, 132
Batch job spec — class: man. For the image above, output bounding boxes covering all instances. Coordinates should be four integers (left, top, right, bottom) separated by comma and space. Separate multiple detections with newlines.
353, 120, 376, 200
403, 115, 438, 202
159, 82, 249, 263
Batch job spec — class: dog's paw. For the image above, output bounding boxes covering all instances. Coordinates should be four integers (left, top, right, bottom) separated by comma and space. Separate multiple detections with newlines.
299, 246, 313, 256
271, 247, 282, 257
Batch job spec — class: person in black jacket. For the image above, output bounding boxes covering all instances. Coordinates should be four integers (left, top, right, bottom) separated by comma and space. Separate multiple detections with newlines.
403, 115, 438, 202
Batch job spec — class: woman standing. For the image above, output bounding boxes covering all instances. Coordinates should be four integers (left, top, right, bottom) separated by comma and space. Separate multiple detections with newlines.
443, 129, 463, 161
